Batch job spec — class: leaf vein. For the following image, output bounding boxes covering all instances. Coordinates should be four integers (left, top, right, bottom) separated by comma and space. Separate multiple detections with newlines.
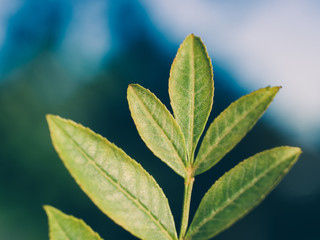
55, 120, 175, 240
196, 92, 273, 169
131, 88, 186, 168
190, 153, 293, 237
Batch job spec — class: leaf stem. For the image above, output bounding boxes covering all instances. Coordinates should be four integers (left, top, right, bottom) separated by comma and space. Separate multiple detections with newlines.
179, 169, 195, 239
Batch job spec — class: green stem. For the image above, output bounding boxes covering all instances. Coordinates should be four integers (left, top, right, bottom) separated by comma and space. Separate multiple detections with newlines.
179, 171, 194, 240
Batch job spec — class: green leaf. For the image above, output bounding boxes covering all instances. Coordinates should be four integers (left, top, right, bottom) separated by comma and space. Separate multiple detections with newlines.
47, 115, 178, 240
127, 84, 187, 177
44, 205, 103, 240
169, 34, 213, 160
186, 146, 302, 240
194, 86, 280, 175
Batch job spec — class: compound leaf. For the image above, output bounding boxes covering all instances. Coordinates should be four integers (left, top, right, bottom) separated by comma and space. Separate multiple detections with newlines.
44, 205, 103, 240
128, 84, 187, 178
169, 34, 213, 160
194, 86, 280, 175
47, 115, 177, 240
186, 146, 302, 240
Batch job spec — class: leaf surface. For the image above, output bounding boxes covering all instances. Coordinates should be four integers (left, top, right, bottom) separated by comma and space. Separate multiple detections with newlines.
44, 205, 103, 240
186, 146, 302, 240
128, 84, 187, 177
194, 86, 280, 175
47, 115, 177, 240
169, 34, 213, 160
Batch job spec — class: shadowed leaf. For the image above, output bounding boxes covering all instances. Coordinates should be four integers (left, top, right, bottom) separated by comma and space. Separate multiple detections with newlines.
44, 205, 103, 240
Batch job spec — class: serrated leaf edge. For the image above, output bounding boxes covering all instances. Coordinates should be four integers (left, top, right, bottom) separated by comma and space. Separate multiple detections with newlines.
47, 115, 177, 240
128, 84, 188, 177
169, 34, 214, 161
187, 146, 301, 239
44, 205, 103, 240
194, 86, 280, 175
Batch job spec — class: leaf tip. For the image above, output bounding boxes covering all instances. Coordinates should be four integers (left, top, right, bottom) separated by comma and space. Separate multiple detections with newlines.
277, 146, 302, 164
43, 205, 59, 220
290, 146, 303, 155
127, 83, 134, 89
43, 204, 51, 214
46, 114, 54, 123
274, 85, 282, 92
43, 204, 51, 210
267, 85, 281, 92
127, 84, 133, 94
187, 33, 195, 38
46, 114, 61, 126
127, 83, 141, 95
263, 85, 281, 98
185, 33, 202, 43
46, 115, 66, 137
46, 114, 57, 133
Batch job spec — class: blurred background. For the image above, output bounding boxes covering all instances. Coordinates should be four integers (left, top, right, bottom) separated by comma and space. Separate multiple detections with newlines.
0, 0, 319, 239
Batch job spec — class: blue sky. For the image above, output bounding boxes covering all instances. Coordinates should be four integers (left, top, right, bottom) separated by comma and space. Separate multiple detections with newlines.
0, 0, 319, 146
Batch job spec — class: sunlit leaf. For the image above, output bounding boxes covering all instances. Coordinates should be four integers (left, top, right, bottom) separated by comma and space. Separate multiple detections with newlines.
44, 205, 103, 240
194, 86, 280, 175
186, 146, 302, 240
47, 115, 178, 240
128, 84, 187, 177
169, 34, 213, 160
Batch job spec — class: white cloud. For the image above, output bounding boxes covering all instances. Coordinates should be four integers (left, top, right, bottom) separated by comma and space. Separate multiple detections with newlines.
0, 0, 22, 47
226, 1, 320, 137
57, 0, 110, 80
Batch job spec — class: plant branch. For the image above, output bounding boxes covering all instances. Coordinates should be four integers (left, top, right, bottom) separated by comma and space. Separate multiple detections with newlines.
179, 169, 195, 240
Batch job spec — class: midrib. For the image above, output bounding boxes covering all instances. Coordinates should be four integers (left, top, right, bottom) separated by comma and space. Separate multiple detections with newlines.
131, 88, 187, 170
189, 153, 294, 237
196, 91, 273, 168
188, 37, 195, 158
54, 119, 176, 240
